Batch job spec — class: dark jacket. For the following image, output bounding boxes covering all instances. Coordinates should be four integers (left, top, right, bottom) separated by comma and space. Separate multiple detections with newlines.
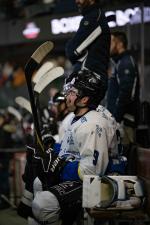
65, 3, 110, 79
107, 51, 140, 126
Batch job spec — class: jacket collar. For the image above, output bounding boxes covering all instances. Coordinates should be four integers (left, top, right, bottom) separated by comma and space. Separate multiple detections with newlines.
112, 50, 130, 63
81, 3, 100, 16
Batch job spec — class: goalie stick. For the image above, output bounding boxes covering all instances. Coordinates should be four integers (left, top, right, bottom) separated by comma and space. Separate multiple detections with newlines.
15, 67, 64, 115
32, 61, 54, 84
34, 66, 64, 130
32, 61, 54, 128
24, 41, 54, 154
34, 67, 64, 94
32, 62, 53, 128
15, 62, 54, 114
33, 66, 64, 131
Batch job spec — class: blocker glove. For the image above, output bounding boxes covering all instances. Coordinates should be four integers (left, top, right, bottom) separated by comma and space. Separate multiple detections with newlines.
37, 148, 67, 187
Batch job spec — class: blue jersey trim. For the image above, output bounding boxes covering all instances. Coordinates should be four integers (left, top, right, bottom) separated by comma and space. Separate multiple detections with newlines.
54, 143, 61, 154
60, 161, 80, 181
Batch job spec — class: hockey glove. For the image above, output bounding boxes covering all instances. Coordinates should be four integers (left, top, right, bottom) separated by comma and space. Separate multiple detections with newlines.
36, 148, 67, 187
47, 155, 67, 186
22, 145, 40, 191
18, 146, 39, 219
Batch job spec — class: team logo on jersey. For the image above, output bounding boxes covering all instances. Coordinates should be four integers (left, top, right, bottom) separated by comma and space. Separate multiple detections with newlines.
96, 125, 103, 137
102, 112, 108, 120
97, 105, 105, 113
67, 133, 74, 145
81, 116, 87, 123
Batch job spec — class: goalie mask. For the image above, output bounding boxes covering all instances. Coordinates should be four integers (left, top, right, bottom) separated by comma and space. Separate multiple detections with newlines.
64, 69, 107, 109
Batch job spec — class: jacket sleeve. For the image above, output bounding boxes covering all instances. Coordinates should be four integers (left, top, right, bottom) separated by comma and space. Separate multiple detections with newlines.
114, 58, 138, 122
65, 11, 102, 64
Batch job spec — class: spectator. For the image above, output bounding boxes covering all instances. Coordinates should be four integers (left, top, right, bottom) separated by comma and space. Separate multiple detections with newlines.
106, 31, 140, 148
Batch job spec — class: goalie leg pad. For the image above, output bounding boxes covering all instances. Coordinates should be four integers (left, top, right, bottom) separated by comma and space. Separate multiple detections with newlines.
33, 177, 43, 196
32, 191, 60, 224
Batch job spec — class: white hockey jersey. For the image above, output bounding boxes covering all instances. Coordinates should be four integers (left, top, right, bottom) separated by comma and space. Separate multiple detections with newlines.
59, 106, 118, 180
58, 112, 74, 143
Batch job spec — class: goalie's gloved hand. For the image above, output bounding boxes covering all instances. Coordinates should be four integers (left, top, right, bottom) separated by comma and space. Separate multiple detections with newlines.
18, 146, 39, 219
37, 148, 67, 187
22, 145, 36, 183
50, 155, 66, 175
48, 154, 67, 186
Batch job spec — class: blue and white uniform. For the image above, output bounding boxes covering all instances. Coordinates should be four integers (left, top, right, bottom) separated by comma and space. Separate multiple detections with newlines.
31, 106, 118, 225
59, 106, 118, 181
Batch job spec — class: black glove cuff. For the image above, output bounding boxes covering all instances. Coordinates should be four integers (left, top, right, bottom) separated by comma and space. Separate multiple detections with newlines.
50, 156, 67, 173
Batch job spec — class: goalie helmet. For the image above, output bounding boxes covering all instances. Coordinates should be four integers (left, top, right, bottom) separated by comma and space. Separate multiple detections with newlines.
65, 69, 107, 108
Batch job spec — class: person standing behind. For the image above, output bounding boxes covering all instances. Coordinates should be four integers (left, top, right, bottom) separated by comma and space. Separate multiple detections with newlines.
106, 31, 140, 149
66, 0, 110, 86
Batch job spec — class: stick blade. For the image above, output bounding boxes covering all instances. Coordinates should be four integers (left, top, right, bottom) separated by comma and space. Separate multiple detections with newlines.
15, 96, 32, 114
25, 41, 54, 79
31, 41, 54, 64
34, 67, 64, 94
7, 106, 22, 121
32, 61, 54, 84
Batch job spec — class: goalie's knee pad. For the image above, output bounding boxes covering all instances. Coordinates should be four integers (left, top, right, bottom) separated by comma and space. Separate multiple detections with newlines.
33, 177, 42, 195
32, 191, 60, 224
28, 217, 40, 225
17, 189, 33, 219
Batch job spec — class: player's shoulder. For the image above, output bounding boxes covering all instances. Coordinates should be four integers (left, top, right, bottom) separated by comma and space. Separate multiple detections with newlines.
85, 110, 100, 120
62, 112, 74, 127
63, 112, 74, 123
96, 105, 112, 117
83, 108, 109, 125
96, 105, 117, 125
78, 108, 117, 134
